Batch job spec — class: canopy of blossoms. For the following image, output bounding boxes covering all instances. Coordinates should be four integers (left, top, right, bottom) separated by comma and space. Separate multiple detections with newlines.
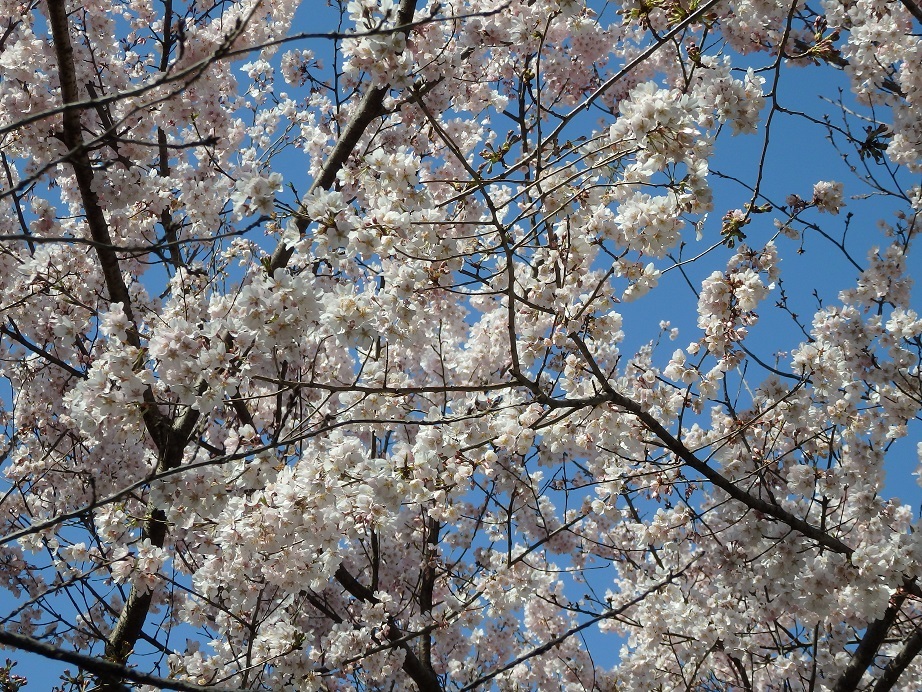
0, 0, 921, 689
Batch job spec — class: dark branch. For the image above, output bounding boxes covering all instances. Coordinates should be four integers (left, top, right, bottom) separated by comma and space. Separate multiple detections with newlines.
831, 593, 906, 692
459, 563, 694, 691
335, 564, 442, 691
565, 332, 853, 556
0, 629, 243, 692
268, 0, 421, 273
871, 622, 922, 691
899, 0, 922, 24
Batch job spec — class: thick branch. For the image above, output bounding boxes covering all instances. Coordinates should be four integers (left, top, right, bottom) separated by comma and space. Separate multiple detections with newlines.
418, 517, 439, 670
728, 654, 753, 692
872, 625, 922, 692
565, 333, 853, 556
268, 0, 420, 273
0, 629, 242, 692
831, 593, 906, 692
900, 0, 922, 24
47, 0, 173, 447
46, 3, 193, 688
46, 0, 136, 331
335, 565, 441, 691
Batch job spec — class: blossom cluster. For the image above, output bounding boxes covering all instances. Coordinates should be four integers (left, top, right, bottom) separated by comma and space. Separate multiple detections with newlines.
0, 0, 920, 690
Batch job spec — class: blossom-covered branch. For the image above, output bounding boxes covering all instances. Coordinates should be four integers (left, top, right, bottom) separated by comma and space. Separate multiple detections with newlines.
1, 0, 921, 689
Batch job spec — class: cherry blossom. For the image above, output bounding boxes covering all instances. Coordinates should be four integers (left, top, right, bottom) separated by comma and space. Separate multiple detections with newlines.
0, 0, 920, 690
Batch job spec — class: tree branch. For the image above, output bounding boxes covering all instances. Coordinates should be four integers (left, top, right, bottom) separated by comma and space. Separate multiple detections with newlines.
268, 0, 421, 273
46, 2, 193, 687
46, 0, 135, 328
900, 0, 922, 24
871, 625, 922, 692
334, 564, 442, 691
418, 517, 439, 671
0, 323, 85, 379
0, 628, 243, 692
830, 593, 906, 692
458, 563, 694, 691
565, 332, 853, 556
